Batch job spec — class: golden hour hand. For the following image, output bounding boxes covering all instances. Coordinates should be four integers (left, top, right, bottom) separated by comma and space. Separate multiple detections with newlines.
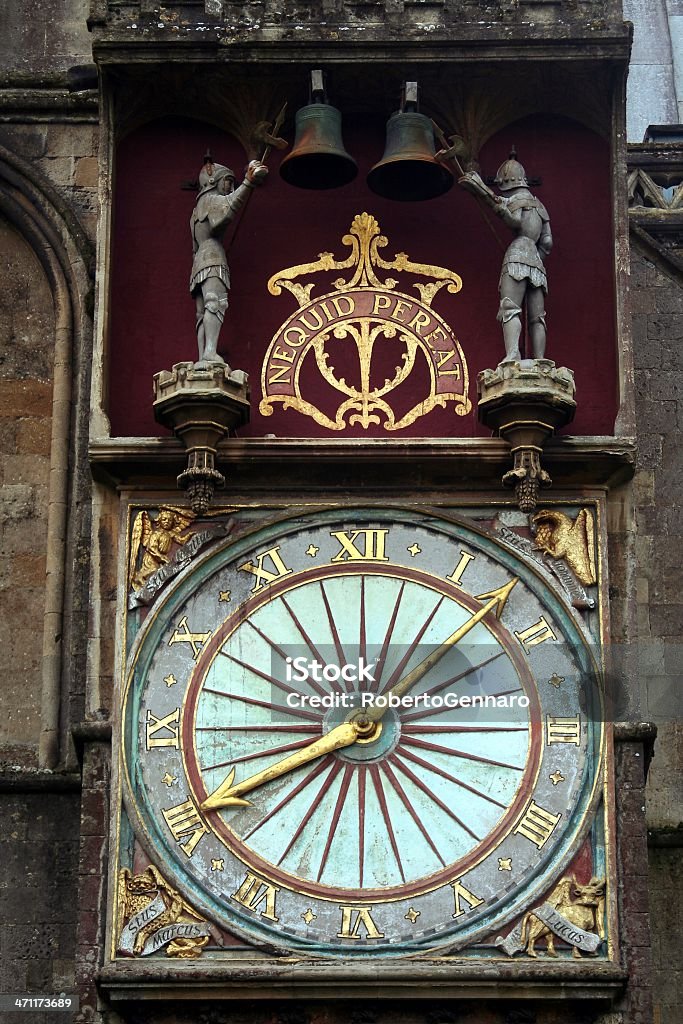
201, 719, 373, 811
365, 579, 518, 723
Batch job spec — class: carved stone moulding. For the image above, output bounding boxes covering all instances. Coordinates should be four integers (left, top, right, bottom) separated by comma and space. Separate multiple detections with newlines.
153, 361, 250, 514
477, 358, 576, 513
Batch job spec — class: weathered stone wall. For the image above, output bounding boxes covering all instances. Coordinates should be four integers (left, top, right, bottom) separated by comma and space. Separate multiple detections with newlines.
0, 3, 97, 1020
0, 789, 81, 1021
0, 216, 55, 761
0, 0, 92, 75
630, 239, 683, 1024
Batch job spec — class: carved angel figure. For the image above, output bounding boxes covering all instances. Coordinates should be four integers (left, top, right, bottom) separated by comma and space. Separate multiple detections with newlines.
531, 507, 596, 586
520, 875, 605, 959
117, 865, 209, 958
129, 507, 194, 592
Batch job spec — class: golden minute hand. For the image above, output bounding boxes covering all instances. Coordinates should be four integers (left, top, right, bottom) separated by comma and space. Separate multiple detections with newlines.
201, 720, 362, 811
365, 578, 518, 723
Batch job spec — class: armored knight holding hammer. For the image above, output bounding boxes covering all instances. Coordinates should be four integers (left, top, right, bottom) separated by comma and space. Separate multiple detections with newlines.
190, 156, 268, 368
457, 149, 553, 363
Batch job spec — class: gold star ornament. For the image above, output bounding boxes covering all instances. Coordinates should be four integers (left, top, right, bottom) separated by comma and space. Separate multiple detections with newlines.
404, 908, 421, 923
498, 857, 512, 871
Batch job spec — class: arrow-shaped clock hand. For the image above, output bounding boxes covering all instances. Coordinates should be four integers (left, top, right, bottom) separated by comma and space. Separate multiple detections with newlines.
365, 578, 518, 723
201, 719, 368, 811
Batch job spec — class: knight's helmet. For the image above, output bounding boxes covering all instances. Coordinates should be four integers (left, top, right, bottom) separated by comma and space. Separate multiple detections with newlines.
197, 155, 235, 197
494, 147, 528, 191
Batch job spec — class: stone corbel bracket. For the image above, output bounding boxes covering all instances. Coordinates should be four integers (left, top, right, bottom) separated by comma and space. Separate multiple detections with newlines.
153, 361, 250, 514
477, 359, 576, 512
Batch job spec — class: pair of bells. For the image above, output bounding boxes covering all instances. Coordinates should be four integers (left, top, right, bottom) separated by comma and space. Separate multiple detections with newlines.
279, 77, 453, 202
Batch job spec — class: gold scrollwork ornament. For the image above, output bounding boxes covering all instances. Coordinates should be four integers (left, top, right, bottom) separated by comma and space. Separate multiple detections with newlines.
116, 865, 211, 958
261, 213, 471, 431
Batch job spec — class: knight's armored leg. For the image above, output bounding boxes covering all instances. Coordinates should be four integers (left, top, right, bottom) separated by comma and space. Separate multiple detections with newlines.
199, 278, 229, 365
195, 293, 206, 362
527, 287, 547, 359
497, 296, 523, 361
497, 275, 526, 361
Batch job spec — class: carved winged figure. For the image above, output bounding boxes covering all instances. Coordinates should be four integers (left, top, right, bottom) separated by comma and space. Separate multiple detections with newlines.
520, 875, 606, 959
129, 507, 194, 591
531, 507, 596, 586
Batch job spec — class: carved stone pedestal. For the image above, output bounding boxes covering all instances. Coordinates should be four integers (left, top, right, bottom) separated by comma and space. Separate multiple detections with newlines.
153, 361, 250, 514
477, 359, 576, 512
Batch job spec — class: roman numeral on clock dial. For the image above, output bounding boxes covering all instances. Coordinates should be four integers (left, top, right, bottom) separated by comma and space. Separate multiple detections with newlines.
515, 615, 557, 651
231, 872, 280, 922
337, 905, 384, 940
450, 878, 485, 919
161, 799, 209, 857
514, 800, 562, 849
238, 545, 294, 593
330, 528, 389, 562
145, 707, 180, 749
546, 715, 581, 744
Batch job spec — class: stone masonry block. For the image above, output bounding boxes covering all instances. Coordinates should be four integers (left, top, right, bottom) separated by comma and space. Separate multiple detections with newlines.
0, 382, 53, 418
35, 156, 75, 188
74, 156, 98, 188
648, 605, 683, 637
15, 417, 52, 456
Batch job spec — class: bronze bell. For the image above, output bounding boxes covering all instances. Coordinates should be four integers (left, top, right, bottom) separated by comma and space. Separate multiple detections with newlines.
367, 83, 454, 202
280, 71, 358, 190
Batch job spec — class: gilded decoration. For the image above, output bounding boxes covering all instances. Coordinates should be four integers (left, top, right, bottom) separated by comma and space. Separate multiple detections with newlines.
116, 865, 211, 958
532, 508, 597, 587
128, 507, 236, 609
129, 507, 195, 592
496, 875, 606, 959
260, 213, 471, 430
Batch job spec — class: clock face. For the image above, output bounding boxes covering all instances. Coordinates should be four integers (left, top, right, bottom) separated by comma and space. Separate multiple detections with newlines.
121, 507, 603, 957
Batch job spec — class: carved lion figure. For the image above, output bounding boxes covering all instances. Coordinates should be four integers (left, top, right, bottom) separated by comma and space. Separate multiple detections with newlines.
117, 865, 208, 957
520, 875, 605, 959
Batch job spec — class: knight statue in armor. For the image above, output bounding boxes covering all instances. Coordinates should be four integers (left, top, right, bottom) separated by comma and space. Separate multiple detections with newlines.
190, 156, 268, 368
458, 150, 552, 362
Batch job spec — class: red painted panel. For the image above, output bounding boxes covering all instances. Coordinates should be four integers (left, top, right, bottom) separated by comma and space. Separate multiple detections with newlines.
108, 114, 617, 438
